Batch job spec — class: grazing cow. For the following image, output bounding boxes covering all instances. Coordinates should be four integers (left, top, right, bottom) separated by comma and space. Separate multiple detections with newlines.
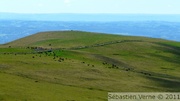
112, 64, 117, 68
125, 68, 130, 71
140, 72, 152, 76
102, 62, 107, 65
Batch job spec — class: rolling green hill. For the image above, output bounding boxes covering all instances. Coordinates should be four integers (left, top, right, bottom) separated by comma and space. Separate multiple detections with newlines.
0, 31, 180, 101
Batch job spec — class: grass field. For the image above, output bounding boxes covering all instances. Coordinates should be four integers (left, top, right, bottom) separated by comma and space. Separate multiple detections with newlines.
0, 31, 180, 101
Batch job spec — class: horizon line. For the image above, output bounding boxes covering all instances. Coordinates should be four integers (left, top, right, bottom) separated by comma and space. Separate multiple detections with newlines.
1, 12, 180, 15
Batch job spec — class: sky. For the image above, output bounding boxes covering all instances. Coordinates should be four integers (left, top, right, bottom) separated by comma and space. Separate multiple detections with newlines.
0, 0, 180, 14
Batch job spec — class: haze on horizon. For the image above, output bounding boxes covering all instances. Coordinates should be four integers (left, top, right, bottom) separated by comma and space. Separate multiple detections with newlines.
0, 0, 180, 14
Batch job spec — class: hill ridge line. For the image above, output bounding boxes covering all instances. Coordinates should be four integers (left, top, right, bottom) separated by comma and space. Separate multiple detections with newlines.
69, 39, 143, 50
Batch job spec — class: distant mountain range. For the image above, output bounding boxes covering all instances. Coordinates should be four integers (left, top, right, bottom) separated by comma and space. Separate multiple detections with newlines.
0, 13, 180, 44
1, 13, 180, 22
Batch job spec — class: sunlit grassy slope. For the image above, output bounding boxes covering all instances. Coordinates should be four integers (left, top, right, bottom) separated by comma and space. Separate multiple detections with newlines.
0, 31, 180, 101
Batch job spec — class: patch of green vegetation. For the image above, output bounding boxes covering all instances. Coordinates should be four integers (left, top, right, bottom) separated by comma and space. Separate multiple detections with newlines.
0, 73, 106, 101
162, 41, 180, 48
0, 31, 180, 101
2, 31, 151, 48
0, 48, 33, 53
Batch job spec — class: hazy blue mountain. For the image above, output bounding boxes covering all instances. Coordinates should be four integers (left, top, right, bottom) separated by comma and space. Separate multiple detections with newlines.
0, 20, 180, 44
1, 13, 180, 22
0, 13, 180, 44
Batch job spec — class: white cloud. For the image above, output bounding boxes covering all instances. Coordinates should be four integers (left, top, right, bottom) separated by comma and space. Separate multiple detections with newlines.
37, 3, 44, 7
0, 34, 7, 37
64, 0, 72, 7
64, 0, 71, 4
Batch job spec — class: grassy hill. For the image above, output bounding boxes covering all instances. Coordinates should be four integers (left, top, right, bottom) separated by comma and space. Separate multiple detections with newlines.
0, 31, 180, 101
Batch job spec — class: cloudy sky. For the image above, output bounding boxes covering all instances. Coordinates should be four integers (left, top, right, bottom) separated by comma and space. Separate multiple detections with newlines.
0, 0, 180, 14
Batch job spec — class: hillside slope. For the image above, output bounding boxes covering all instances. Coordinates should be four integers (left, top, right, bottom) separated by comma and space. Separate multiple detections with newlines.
0, 31, 180, 101
2, 31, 165, 48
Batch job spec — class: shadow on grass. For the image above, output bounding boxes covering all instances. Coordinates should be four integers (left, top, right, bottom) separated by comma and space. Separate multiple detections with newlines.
146, 76, 180, 92
148, 53, 180, 65
155, 42, 180, 55
93, 54, 134, 69
150, 42, 180, 65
